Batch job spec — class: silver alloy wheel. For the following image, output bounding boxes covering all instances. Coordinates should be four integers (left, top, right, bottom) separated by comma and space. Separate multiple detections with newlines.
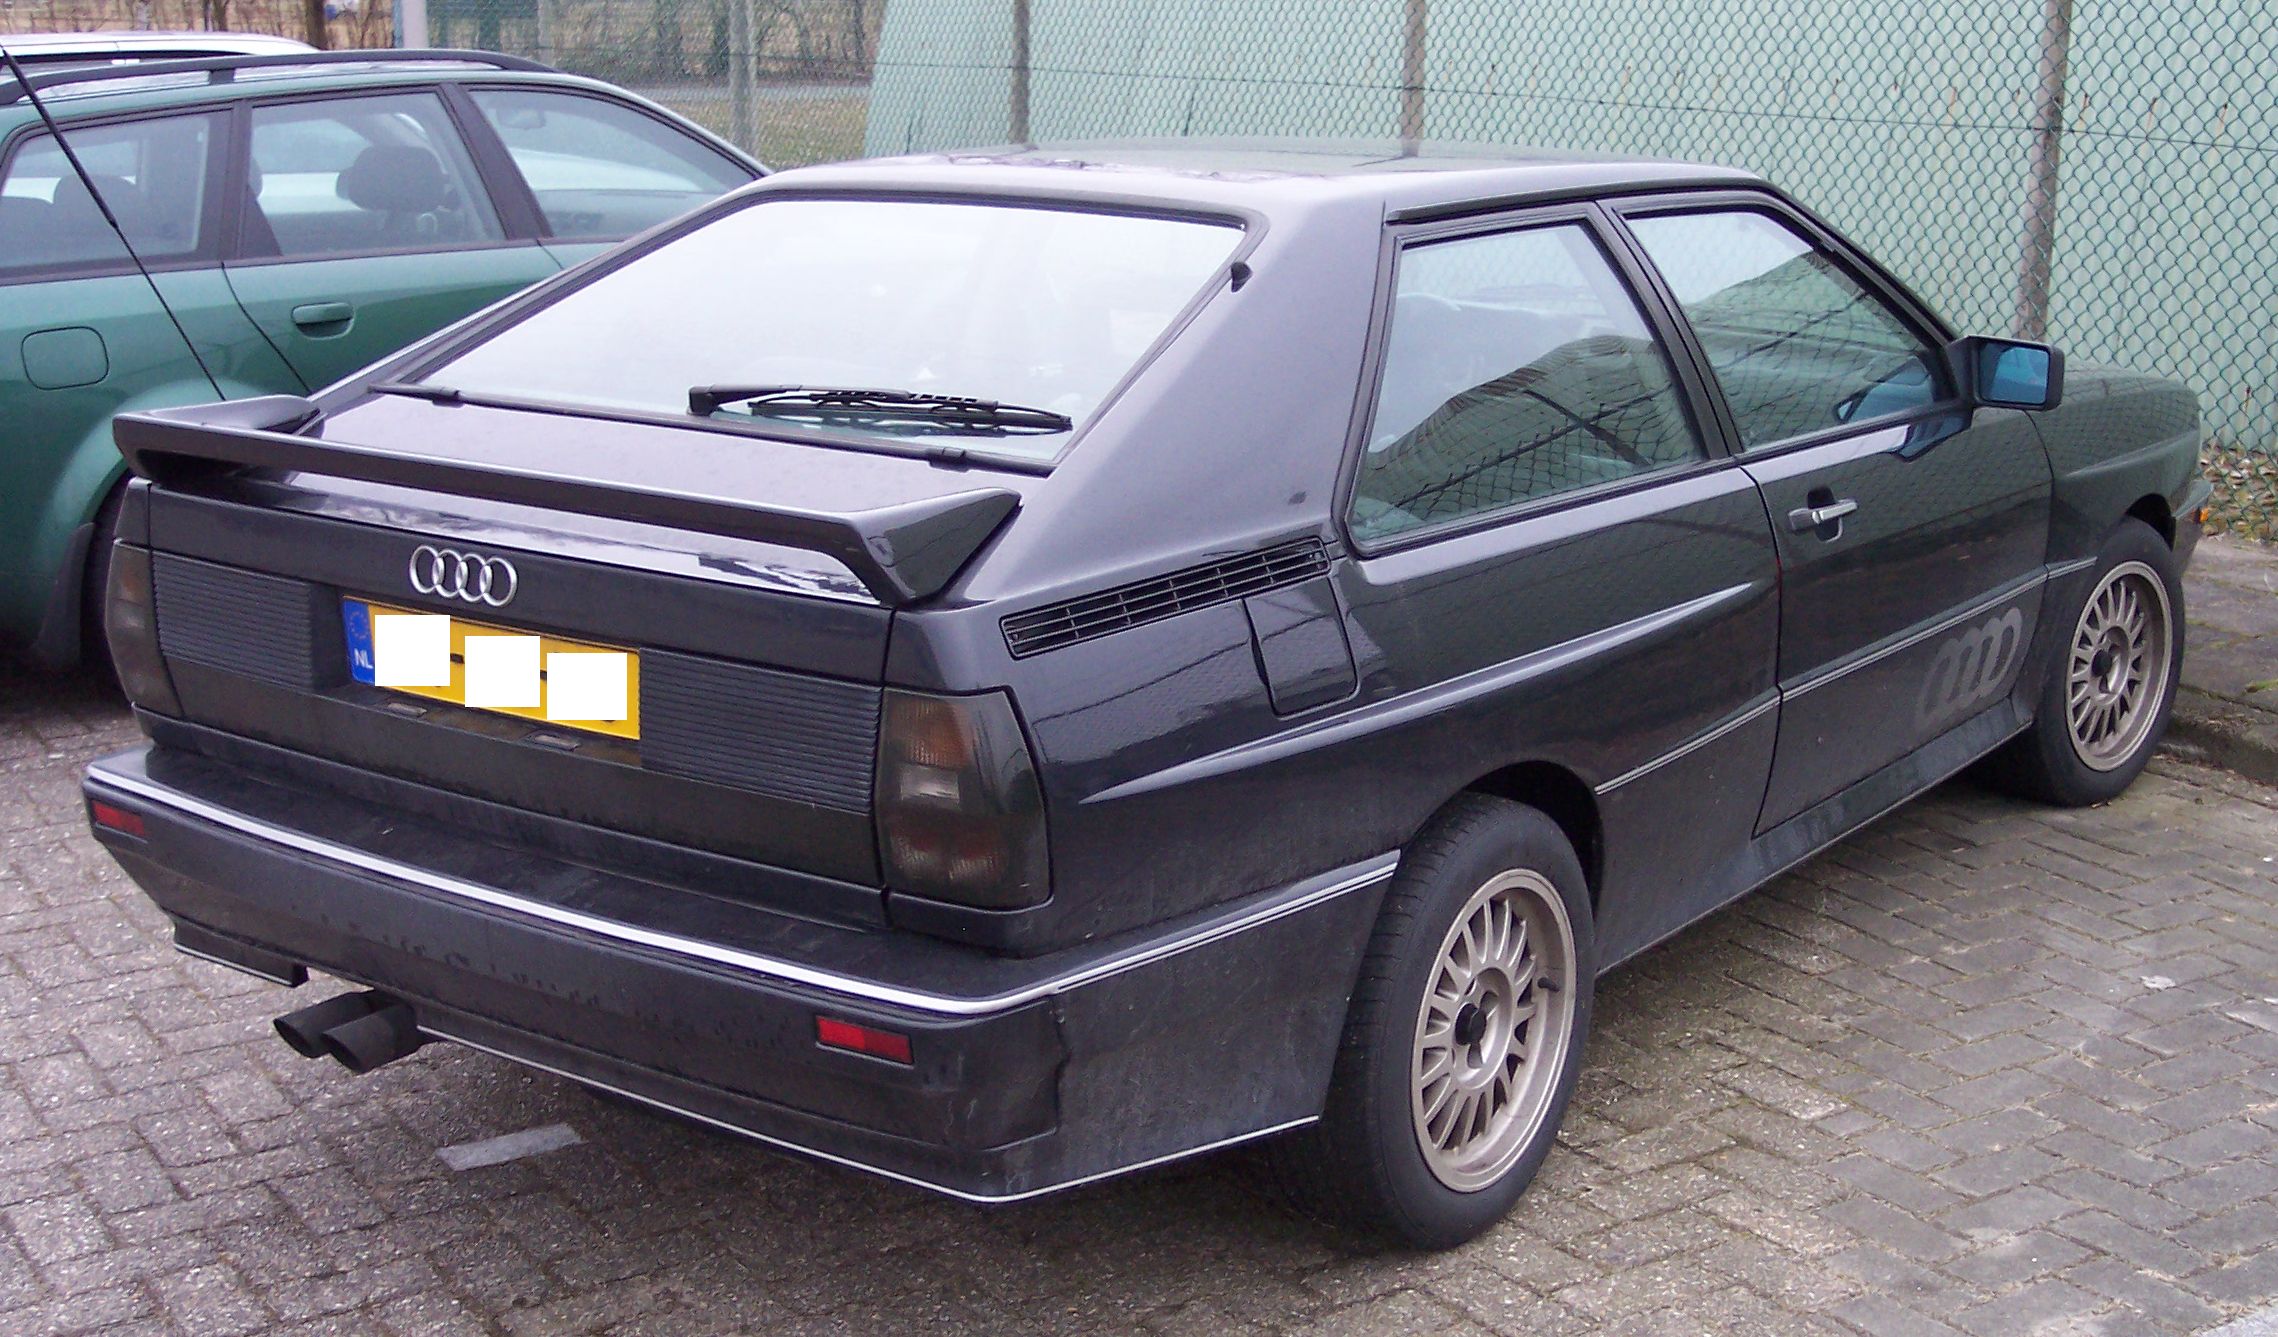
2066, 560, 2173, 772
1410, 868, 1578, 1192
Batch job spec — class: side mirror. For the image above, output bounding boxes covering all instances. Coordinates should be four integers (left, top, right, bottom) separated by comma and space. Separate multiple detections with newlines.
1949, 336, 2063, 411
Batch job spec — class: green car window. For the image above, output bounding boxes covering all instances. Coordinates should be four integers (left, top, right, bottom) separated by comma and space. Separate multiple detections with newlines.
0, 112, 217, 275
1352, 222, 1705, 543
243, 92, 503, 259
1627, 209, 1949, 450
468, 89, 750, 242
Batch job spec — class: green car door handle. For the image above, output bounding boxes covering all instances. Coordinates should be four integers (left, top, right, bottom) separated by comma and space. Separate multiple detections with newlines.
290, 302, 355, 334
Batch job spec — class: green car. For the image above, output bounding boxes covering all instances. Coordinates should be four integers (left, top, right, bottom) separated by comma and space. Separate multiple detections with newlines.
0, 49, 761, 666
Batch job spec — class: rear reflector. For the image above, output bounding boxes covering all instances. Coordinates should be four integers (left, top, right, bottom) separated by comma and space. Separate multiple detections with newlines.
90, 801, 146, 839
814, 1015, 913, 1064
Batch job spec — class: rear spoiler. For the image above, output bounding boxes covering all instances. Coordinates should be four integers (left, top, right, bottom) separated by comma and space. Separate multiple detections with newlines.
113, 397, 1018, 605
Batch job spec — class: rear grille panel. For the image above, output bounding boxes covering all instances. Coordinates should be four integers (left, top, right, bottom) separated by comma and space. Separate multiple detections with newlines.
641, 651, 879, 812
145, 554, 885, 880
154, 553, 326, 691
1002, 539, 1331, 658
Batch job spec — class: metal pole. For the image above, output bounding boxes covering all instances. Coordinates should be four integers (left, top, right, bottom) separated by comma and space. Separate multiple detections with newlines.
730, 0, 755, 152
1009, 0, 1031, 145
397, 0, 429, 48
1399, 0, 1428, 153
2015, 0, 2073, 342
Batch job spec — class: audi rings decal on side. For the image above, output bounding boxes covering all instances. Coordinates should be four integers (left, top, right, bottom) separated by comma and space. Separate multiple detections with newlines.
1915, 605, 2026, 730
408, 547, 519, 607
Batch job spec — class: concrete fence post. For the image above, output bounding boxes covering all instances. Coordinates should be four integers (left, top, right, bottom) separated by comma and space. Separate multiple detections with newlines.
397, 0, 429, 48
731, 0, 756, 153
1010, 0, 1033, 144
2015, 0, 2074, 342
1399, 0, 1429, 152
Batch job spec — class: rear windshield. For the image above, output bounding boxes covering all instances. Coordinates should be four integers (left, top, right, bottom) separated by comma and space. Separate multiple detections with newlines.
419, 197, 1244, 462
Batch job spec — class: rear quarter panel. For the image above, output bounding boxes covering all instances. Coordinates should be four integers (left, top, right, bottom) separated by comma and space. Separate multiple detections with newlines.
0, 268, 301, 650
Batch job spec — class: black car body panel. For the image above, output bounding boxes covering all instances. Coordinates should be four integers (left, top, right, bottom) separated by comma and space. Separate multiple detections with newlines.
86, 140, 2208, 1201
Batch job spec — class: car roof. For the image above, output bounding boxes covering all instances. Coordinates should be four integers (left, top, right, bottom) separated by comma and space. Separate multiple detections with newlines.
775, 136, 1766, 221
0, 50, 628, 128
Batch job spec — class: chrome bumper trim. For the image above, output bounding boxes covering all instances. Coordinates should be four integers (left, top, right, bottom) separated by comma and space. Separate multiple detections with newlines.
90, 761, 1396, 1019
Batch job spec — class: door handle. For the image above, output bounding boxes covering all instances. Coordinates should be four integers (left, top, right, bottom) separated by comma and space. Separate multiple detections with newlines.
290, 301, 354, 331
1787, 499, 1858, 533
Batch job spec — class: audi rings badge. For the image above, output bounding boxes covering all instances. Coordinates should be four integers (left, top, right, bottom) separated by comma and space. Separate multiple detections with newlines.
1916, 605, 2025, 730
409, 546, 519, 608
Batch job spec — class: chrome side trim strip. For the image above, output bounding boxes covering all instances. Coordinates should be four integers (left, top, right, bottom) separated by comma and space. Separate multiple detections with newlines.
1092, 581, 1761, 804
426, 1022, 1316, 1205
1598, 558, 2082, 798
93, 764, 1395, 1019
1783, 571, 2048, 701
1594, 693, 1780, 796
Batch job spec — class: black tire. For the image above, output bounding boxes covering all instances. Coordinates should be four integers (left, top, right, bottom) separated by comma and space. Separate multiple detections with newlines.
1268, 795, 1595, 1248
80, 482, 127, 678
1988, 518, 2183, 806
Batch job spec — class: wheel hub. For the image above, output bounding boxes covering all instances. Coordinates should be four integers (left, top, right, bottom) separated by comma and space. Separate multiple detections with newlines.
2065, 561, 2172, 772
1410, 869, 1578, 1193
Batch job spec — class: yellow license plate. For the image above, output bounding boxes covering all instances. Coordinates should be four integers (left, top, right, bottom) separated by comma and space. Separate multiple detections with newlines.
343, 598, 641, 740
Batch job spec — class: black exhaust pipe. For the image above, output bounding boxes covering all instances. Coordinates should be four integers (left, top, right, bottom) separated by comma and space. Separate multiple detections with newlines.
319, 1001, 426, 1074
274, 990, 384, 1058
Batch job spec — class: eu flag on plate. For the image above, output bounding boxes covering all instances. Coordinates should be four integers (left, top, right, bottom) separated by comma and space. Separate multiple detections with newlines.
343, 600, 376, 684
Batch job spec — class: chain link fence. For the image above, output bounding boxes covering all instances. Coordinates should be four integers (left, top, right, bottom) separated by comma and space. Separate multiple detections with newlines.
6, 0, 2270, 538
857, 0, 2275, 540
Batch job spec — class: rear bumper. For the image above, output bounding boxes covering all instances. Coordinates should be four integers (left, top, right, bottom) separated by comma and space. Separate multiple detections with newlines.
85, 744, 1389, 1201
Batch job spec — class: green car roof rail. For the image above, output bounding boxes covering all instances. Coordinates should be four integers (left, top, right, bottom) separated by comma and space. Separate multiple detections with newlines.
0, 49, 553, 107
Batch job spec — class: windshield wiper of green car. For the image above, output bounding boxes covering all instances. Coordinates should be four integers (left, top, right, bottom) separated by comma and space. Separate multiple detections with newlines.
687, 384, 1075, 435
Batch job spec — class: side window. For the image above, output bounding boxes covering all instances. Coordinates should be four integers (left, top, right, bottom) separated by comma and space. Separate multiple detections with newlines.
0, 112, 218, 275
1351, 222, 1706, 543
242, 93, 503, 260
466, 89, 750, 242
1626, 208, 1949, 450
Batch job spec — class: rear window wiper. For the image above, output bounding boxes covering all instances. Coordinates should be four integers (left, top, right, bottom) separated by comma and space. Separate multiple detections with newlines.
688, 384, 1074, 434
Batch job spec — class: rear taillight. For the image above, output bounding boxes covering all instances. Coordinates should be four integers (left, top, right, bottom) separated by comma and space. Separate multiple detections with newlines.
104, 543, 180, 716
875, 689, 1048, 910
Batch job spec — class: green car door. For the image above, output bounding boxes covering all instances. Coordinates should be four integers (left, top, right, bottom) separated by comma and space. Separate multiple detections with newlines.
222, 89, 559, 391
0, 109, 302, 661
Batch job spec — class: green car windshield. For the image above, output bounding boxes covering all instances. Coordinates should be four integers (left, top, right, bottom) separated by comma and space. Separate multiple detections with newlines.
419, 197, 1245, 460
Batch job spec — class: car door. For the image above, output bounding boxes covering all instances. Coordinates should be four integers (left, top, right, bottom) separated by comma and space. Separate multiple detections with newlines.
452, 85, 758, 269
1333, 207, 1782, 963
0, 108, 300, 654
1617, 196, 2053, 832
221, 88, 561, 391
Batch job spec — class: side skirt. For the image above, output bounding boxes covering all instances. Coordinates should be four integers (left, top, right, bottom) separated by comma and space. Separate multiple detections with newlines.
1601, 698, 2029, 972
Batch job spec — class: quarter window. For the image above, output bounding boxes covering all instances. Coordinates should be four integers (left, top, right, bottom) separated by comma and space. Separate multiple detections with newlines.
1626, 209, 1947, 449
0, 112, 218, 274
467, 89, 750, 241
1352, 222, 1705, 543
242, 93, 502, 259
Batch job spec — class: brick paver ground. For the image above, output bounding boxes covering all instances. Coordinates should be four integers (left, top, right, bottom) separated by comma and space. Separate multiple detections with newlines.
4, 660, 2276, 1335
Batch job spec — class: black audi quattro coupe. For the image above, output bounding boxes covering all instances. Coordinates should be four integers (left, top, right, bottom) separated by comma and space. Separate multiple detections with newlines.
84, 141, 2209, 1246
